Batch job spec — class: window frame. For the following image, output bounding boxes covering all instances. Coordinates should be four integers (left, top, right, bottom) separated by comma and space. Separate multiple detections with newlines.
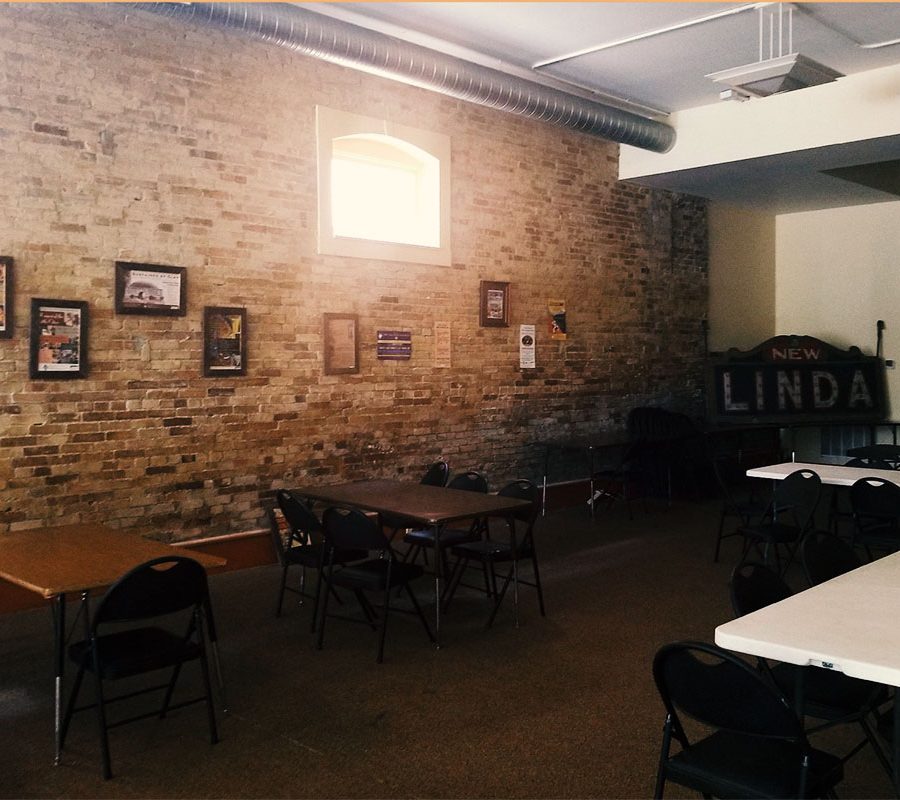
316, 106, 452, 266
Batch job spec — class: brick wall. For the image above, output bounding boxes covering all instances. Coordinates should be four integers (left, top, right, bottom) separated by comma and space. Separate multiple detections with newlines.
0, 5, 708, 541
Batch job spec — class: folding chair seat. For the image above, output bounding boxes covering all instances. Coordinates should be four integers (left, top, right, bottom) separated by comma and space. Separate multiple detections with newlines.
60, 556, 219, 780
652, 640, 843, 799
850, 476, 900, 560
271, 489, 366, 631
738, 468, 821, 575
730, 561, 890, 777
317, 507, 434, 663
444, 479, 545, 628
403, 471, 489, 572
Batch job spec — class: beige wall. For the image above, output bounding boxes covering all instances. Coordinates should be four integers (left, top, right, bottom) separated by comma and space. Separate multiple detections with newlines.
707, 203, 776, 352
0, 6, 708, 539
776, 200, 900, 417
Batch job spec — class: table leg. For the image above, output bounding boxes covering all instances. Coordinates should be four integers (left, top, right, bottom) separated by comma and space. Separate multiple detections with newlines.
541, 446, 549, 517
433, 523, 442, 649
893, 693, 900, 797
52, 593, 65, 765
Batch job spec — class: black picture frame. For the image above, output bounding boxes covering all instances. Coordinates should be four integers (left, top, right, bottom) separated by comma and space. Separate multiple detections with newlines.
0, 256, 11, 339
29, 298, 89, 379
115, 261, 186, 316
480, 280, 510, 328
203, 306, 247, 377
323, 313, 359, 375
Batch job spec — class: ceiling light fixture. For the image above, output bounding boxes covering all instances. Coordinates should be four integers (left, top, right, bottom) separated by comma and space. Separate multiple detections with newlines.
707, 4, 843, 99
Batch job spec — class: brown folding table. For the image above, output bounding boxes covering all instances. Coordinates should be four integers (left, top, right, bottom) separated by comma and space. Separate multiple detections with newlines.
0, 523, 226, 764
291, 479, 532, 645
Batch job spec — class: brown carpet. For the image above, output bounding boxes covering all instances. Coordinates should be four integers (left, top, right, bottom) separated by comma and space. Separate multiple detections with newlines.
0, 499, 893, 798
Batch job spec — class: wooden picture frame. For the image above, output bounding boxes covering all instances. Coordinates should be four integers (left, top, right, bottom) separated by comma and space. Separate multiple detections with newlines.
115, 261, 186, 316
480, 280, 509, 327
203, 306, 247, 377
29, 298, 88, 379
323, 313, 359, 375
0, 256, 11, 339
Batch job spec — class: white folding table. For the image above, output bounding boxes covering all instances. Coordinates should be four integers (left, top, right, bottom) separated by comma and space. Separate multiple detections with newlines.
716, 551, 900, 795
747, 461, 900, 487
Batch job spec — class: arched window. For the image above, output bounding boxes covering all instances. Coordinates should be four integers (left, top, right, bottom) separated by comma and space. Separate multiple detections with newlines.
317, 107, 451, 266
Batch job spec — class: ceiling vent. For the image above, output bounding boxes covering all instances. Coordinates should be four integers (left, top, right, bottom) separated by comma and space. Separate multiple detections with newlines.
707, 5, 843, 100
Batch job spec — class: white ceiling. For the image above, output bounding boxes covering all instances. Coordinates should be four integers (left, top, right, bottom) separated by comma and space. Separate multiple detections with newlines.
300, 2, 900, 212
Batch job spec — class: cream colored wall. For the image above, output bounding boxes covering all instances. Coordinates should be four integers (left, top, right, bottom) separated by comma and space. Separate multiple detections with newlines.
776, 201, 900, 417
707, 202, 776, 352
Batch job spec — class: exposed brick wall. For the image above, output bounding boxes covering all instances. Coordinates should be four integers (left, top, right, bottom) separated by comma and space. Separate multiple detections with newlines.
0, 5, 708, 541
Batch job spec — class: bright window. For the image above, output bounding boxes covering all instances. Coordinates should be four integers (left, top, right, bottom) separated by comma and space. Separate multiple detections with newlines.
317, 107, 451, 266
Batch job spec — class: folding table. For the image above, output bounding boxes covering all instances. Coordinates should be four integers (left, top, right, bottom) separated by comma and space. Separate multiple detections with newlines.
716, 550, 900, 795
0, 523, 226, 764
290, 479, 531, 645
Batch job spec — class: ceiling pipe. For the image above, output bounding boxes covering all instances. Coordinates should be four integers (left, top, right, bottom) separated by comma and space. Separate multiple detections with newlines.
132, 2, 676, 154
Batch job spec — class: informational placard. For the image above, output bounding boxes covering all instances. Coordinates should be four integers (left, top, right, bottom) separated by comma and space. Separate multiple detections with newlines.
520, 324, 536, 369
434, 321, 451, 368
376, 330, 412, 360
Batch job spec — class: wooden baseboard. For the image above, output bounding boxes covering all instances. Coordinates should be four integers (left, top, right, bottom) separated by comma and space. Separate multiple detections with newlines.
0, 481, 587, 615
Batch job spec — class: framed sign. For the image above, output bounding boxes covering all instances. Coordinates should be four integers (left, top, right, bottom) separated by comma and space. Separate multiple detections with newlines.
29, 298, 88, 379
115, 261, 186, 316
203, 306, 246, 377
323, 313, 359, 375
0, 256, 11, 338
480, 280, 509, 327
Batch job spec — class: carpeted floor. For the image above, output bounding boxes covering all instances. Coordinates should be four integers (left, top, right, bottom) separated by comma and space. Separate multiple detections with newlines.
0, 498, 894, 798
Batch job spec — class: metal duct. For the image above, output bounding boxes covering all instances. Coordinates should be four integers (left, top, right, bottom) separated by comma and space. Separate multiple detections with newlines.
133, 2, 676, 153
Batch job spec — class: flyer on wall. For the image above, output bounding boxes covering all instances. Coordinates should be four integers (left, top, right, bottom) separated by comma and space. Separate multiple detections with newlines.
520, 324, 536, 369
37, 306, 82, 372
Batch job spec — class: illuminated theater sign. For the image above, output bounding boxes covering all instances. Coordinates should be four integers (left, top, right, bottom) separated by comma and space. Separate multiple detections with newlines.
710, 335, 886, 425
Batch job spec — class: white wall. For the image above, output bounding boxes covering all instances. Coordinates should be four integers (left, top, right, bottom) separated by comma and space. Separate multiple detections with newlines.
776, 200, 900, 417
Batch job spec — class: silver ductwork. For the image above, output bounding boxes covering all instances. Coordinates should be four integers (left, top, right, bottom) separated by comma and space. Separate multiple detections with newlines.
133, 2, 676, 153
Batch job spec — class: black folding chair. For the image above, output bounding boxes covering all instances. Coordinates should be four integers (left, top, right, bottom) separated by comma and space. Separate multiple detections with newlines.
443, 479, 545, 628
850, 476, 900, 560
381, 460, 450, 538
711, 455, 767, 563
271, 489, 366, 632
317, 507, 434, 663
800, 529, 863, 587
739, 468, 821, 574
652, 640, 843, 799
60, 556, 219, 780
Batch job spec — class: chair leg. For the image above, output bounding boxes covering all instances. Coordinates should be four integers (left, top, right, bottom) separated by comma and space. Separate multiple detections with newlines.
90, 649, 112, 780
376, 587, 390, 664
531, 552, 546, 617
405, 584, 435, 643
160, 660, 184, 718
309, 562, 325, 634
60, 661, 86, 750
713, 512, 726, 563
275, 563, 289, 617
316, 565, 334, 651
195, 614, 219, 745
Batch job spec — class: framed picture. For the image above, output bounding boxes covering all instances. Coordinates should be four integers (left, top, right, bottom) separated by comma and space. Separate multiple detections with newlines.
323, 313, 359, 375
29, 298, 88, 379
203, 306, 247, 377
480, 280, 509, 327
0, 256, 11, 339
115, 261, 186, 316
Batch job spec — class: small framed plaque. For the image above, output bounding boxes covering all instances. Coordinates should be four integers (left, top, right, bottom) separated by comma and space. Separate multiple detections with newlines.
323, 313, 359, 375
203, 306, 247, 377
115, 261, 186, 316
480, 280, 509, 328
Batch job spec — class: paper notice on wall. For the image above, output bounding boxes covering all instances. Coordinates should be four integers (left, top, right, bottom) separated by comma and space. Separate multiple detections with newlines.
519, 324, 536, 369
434, 321, 451, 368
548, 299, 567, 340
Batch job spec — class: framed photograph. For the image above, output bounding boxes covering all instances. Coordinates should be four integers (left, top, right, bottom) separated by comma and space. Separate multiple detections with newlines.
115, 261, 186, 316
480, 280, 509, 327
203, 306, 247, 377
323, 313, 359, 375
0, 256, 11, 339
29, 298, 88, 379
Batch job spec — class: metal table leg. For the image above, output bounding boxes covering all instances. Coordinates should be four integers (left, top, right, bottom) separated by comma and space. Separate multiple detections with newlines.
52, 593, 65, 765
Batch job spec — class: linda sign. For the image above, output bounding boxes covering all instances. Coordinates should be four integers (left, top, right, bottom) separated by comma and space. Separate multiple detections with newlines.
709, 335, 886, 424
